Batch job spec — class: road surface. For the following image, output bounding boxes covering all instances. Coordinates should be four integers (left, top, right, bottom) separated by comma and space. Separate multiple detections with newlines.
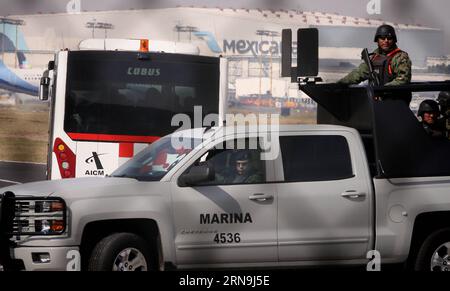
0, 160, 46, 188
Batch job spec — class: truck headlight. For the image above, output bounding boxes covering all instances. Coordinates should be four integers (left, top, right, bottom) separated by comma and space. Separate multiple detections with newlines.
35, 201, 65, 213
35, 219, 65, 234
12, 197, 67, 236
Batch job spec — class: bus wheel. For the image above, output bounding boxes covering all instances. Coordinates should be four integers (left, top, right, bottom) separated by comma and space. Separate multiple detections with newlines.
88, 232, 153, 271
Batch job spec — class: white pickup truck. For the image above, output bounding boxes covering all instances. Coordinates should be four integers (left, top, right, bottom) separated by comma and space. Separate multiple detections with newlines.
3, 26, 449, 272
1, 119, 450, 271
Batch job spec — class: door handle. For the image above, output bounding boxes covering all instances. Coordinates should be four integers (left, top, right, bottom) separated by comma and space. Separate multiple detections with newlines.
341, 190, 366, 199
249, 193, 273, 202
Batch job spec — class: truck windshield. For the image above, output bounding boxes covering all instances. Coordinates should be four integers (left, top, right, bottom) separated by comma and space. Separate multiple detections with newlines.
110, 136, 200, 181
64, 51, 219, 138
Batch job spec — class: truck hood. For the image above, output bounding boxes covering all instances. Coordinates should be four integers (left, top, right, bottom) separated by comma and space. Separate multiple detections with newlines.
0, 177, 164, 201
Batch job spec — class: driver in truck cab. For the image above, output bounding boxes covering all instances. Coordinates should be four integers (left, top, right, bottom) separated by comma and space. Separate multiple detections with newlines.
223, 151, 263, 184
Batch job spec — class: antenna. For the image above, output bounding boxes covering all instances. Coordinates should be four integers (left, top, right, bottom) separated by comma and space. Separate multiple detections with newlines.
85, 20, 114, 39
174, 25, 198, 42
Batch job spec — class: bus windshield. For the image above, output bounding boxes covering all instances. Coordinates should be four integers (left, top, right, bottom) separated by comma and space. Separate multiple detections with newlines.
110, 136, 200, 181
64, 51, 220, 139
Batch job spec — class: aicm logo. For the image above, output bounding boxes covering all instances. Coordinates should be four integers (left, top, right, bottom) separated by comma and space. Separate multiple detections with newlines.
85, 152, 106, 176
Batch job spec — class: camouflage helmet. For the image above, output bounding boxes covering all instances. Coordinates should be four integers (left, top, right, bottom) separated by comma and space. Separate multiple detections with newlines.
418, 99, 440, 117
374, 24, 397, 43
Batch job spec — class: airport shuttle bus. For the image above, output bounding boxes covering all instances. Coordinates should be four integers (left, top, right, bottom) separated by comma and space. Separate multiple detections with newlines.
40, 39, 227, 180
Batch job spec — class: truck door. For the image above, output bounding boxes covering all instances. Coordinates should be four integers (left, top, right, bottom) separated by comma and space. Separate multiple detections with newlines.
170, 137, 277, 266
275, 132, 373, 261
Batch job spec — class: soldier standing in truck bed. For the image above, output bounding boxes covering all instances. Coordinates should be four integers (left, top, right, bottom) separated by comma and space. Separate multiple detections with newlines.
338, 25, 412, 103
339, 24, 412, 86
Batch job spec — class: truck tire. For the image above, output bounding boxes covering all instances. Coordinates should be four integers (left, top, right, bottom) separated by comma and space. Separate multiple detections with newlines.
88, 232, 154, 271
415, 228, 450, 271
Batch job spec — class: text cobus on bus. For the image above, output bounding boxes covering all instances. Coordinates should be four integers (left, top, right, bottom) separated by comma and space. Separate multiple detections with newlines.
39, 38, 227, 180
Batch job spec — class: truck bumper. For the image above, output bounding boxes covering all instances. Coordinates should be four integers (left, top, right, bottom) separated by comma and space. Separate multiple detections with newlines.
10, 246, 80, 271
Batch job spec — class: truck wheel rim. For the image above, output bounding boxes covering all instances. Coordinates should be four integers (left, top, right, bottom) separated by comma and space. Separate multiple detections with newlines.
430, 242, 450, 271
112, 247, 148, 271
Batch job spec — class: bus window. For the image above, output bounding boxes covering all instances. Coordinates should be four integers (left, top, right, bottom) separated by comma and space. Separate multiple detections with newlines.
64, 51, 220, 139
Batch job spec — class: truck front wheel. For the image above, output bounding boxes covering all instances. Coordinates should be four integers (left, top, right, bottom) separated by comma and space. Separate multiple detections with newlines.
88, 232, 154, 271
415, 228, 450, 271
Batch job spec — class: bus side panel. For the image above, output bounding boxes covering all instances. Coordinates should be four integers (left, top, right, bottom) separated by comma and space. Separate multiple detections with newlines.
50, 51, 78, 180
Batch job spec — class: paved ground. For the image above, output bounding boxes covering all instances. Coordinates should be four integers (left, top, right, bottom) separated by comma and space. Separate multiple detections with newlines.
0, 160, 46, 188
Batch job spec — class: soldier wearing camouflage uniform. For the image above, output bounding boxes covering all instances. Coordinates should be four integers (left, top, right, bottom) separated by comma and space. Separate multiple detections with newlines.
216, 151, 263, 184
338, 25, 412, 87
417, 99, 446, 138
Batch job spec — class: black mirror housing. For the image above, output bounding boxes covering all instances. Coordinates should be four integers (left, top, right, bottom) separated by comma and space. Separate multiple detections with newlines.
178, 164, 215, 187
38, 70, 50, 101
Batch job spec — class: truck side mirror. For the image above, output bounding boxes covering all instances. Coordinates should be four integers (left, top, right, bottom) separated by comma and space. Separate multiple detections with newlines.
38, 70, 50, 101
178, 164, 215, 187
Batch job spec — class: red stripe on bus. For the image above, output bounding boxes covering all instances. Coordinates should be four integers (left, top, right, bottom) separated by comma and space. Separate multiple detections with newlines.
67, 133, 160, 143
119, 143, 134, 158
